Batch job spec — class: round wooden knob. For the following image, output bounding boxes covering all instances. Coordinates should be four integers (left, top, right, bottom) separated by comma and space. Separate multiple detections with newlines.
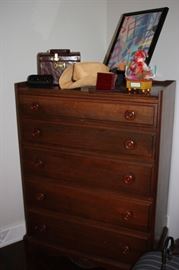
122, 245, 130, 255
122, 210, 133, 221
36, 193, 45, 201
122, 173, 135, 185
124, 139, 136, 150
32, 128, 41, 137
30, 103, 40, 111
34, 224, 47, 232
124, 110, 135, 121
34, 159, 44, 167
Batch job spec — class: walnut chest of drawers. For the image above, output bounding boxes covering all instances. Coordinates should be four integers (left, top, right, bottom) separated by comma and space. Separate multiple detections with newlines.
15, 81, 175, 270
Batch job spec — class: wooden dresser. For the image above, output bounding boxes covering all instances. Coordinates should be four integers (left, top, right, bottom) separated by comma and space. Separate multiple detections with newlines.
15, 81, 175, 270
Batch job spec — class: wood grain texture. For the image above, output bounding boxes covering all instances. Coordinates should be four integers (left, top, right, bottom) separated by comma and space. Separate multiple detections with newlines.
15, 81, 176, 270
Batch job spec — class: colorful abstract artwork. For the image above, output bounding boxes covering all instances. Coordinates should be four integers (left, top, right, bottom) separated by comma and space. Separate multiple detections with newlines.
104, 8, 168, 70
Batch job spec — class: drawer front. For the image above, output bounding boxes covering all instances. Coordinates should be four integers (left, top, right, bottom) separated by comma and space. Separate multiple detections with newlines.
23, 147, 154, 196
18, 95, 157, 127
27, 210, 151, 265
21, 120, 156, 160
25, 181, 153, 231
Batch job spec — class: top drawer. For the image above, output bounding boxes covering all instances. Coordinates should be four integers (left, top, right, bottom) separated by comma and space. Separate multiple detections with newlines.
17, 95, 158, 128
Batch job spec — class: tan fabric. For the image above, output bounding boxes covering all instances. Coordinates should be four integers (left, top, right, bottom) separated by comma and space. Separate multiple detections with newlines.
59, 62, 110, 89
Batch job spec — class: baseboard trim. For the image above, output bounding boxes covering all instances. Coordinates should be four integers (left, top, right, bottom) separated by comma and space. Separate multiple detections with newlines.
0, 222, 26, 248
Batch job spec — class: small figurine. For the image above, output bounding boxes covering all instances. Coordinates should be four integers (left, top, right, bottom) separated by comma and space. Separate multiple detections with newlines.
125, 49, 154, 93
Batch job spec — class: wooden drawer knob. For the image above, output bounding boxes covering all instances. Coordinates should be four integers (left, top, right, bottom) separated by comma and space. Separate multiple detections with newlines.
122, 173, 135, 185
124, 110, 135, 120
34, 159, 44, 167
122, 210, 133, 221
32, 128, 41, 137
36, 193, 46, 201
30, 103, 40, 111
122, 245, 130, 255
124, 139, 136, 150
34, 224, 47, 232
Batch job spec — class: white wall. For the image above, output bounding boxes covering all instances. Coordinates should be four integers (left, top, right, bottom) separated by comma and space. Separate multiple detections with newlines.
107, 0, 179, 239
0, 0, 107, 247
0, 0, 179, 248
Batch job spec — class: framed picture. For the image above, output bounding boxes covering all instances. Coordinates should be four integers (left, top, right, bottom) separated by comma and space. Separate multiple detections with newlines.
104, 7, 169, 70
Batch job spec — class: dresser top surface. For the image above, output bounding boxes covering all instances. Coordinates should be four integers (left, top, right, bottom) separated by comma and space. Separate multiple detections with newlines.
15, 80, 175, 102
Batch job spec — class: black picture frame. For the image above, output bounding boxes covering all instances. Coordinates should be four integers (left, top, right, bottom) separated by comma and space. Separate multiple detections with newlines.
104, 7, 169, 70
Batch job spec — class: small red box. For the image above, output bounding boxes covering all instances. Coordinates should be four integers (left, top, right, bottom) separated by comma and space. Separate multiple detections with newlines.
96, 72, 117, 90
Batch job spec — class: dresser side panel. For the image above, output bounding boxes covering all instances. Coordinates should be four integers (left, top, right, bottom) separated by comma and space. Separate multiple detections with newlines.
155, 82, 176, 239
